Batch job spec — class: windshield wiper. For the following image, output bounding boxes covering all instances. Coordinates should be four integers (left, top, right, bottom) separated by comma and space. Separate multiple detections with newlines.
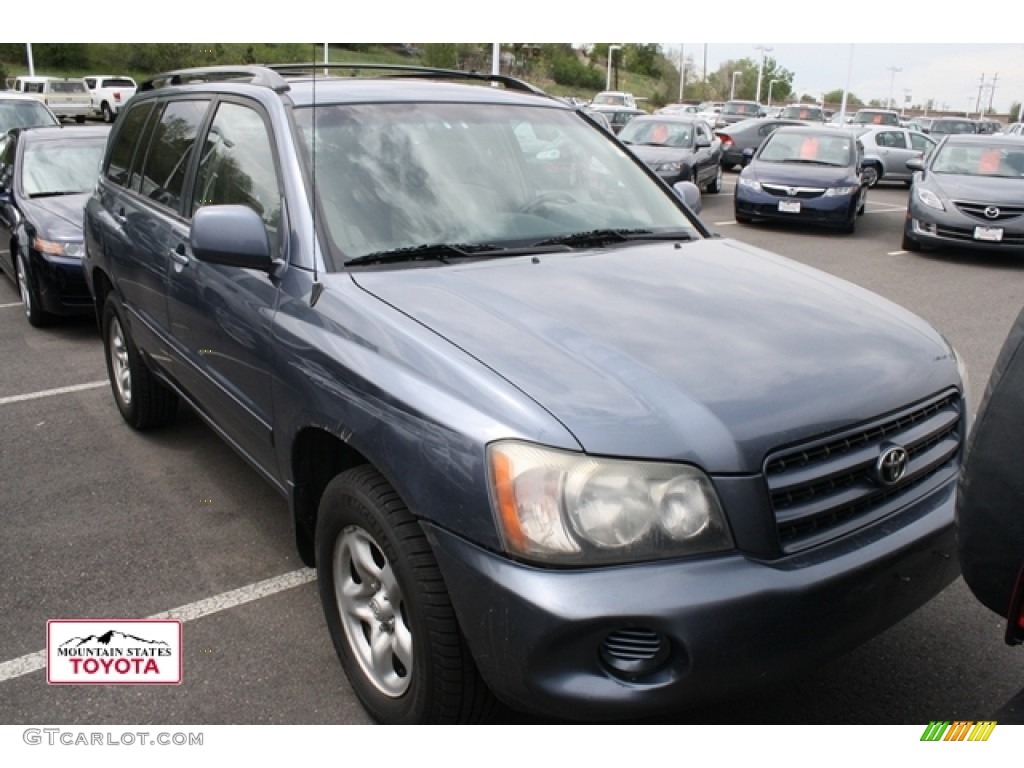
531, 228, 696, 248
345, 242, 508, 267
28, 190, 85, 198
781, 159, 842, 166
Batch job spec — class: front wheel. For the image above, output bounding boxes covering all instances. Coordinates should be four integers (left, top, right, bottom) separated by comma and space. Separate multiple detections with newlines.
901, 228, 922, 252
862, 164, 880, 188
16, 252, 51, 328
706, 163, 723, 194
316, 466, 495, 724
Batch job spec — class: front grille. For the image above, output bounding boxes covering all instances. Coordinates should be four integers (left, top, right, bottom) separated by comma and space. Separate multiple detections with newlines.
764, 390, 962, 552
954, 201, 1024, 222
761, 183, 825, 199
933, 224, 1024, 245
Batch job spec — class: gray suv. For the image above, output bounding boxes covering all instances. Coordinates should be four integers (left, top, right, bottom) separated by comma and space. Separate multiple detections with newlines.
83, 64, 966, 723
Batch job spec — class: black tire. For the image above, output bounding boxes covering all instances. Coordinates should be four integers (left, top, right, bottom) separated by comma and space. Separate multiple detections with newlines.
102, 294, 178, 429
706, 163, 723, 194
901, 229, 921, 251
316, 465, 495, 724
15, 252, 51, 328
74, 115, 86, 124
735, 211, 753, 225
862, 164, 880, 188
101, 103, 114, 123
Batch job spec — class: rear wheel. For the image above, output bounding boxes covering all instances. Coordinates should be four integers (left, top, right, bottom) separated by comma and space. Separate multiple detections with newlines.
101, 102, 114, 123
316, 466, 495, 724
862, 164, 880, 187
74, 115, 86, 124
102, 295, 178, 429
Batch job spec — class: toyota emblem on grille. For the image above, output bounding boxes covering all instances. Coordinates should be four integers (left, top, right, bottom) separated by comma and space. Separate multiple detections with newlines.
984, 206, 1001, 219
788, 187, 797, 196
876, 445, 909, 486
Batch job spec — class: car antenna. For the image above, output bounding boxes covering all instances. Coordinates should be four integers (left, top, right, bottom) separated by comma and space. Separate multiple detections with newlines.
309, 44, 324, 308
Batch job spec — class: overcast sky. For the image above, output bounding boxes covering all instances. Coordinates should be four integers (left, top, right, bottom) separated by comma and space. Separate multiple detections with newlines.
671, 43, 1022, 113
16, 2, 1023, 114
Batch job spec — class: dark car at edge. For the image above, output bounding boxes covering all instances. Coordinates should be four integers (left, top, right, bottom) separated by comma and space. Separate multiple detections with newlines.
0, 124, 110, 326
83, 64, 965, 724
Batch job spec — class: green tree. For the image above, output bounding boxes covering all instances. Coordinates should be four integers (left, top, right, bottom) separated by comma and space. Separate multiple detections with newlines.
34, 43, 89, 70
423, 44, 457, 69
821, 89, 862, 107
622, 44, 659, 78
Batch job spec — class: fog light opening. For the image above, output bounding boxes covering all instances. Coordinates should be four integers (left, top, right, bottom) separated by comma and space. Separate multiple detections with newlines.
599, 627, 671, 678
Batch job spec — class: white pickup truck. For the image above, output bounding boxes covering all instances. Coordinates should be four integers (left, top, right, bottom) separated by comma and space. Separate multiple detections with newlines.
83, 75, 138, 123
9, 76, 92, 123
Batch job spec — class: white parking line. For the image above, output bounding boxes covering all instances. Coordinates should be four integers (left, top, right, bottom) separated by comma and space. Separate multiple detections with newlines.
0, 568, 317, 683
0, 381, 107, 406
0, 302, 24, 309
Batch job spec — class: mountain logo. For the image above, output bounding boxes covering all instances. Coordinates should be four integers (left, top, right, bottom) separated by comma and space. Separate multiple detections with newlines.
47, 620, 182, 685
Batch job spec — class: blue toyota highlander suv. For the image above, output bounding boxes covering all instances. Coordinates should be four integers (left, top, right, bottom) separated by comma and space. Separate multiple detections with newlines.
83, 64, 967, 723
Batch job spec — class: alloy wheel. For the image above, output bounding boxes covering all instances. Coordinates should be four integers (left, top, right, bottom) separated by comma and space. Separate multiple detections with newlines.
333, 525, 413, 697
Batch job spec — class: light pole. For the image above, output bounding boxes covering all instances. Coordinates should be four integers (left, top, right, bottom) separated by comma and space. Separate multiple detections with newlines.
902, 88, 911, 117
606, 45, 621, 92
767, 78, 780, 109
886, 66, 902, 110
754, 44, 773, 103
730, 71, 742, 100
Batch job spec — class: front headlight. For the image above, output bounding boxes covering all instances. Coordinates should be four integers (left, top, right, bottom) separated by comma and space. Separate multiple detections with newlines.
655, 161, 683, 173
917, 187, 945, 211
33, 237, 84, 258
737, 177, 761, 192
487, 440, 734, 565
824, 186, 855, 197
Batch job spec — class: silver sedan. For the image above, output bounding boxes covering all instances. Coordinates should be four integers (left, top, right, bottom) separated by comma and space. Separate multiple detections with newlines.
856, 126, 937, 186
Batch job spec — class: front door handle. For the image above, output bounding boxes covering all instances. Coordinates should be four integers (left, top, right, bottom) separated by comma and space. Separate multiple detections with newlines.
170, 244, 190, 268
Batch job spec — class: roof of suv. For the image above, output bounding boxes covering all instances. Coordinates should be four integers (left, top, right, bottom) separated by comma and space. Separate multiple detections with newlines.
136, 64, 560, 110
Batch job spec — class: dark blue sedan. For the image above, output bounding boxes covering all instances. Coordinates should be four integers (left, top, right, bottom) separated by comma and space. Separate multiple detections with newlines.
734, 125, 868, 233
0, 124, 110, 326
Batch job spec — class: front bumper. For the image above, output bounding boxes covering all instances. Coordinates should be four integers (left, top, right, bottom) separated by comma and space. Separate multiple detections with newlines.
29, 249, 92, 316
425, 475, 959, 721
736, 186, 856, 225
905, 202, 1024, 252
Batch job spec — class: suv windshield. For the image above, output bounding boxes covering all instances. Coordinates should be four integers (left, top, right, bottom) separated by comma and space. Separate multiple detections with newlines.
722, 102, 759, 116
852, 111, 899, 126
295, 103, 699, 264
781, 106, 823, 121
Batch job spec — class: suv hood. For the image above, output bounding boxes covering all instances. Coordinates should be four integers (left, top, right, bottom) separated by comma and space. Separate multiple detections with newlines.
350, 239, 956, 472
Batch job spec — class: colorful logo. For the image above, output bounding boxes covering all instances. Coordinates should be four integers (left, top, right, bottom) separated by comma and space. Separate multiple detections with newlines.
920, 721, 997, 742
47, 619, 182, 685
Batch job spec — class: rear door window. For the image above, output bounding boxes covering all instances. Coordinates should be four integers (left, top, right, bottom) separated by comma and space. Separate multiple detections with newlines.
105, 102, 156, 187
135, 99, 211, 212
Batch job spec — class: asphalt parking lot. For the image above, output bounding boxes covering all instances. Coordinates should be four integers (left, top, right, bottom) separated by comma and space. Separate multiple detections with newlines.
1, 172, 1022, 725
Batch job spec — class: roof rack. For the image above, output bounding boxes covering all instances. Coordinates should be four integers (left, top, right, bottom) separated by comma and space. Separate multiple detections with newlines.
267, 62, 549, 97
140, 66, 290, 93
